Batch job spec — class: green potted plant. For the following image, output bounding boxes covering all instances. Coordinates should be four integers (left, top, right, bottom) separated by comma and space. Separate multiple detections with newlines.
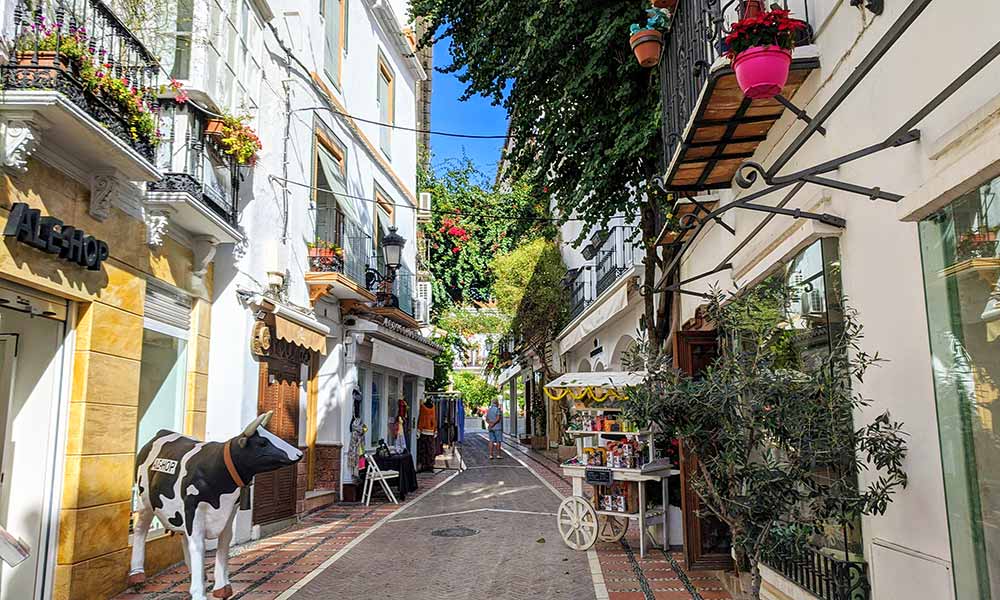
217, 113, 262, 165
629, 8, 672, 68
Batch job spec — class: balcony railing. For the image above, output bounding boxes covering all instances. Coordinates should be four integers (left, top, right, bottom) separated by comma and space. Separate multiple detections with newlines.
659, 0, 815, 190
568, 267, 594, 319
147, 106, 240, 226
4, 0, 160, 161
310, 220, 371, 288
765, 547, 870, 600
394, 265, 415, 317
595, 226, 637, 297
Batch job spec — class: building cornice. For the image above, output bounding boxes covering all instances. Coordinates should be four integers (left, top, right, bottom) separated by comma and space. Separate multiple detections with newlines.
364, 0, 427, 81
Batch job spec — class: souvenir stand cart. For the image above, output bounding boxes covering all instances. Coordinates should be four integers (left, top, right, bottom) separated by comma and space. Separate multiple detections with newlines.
544, 373, 680, 557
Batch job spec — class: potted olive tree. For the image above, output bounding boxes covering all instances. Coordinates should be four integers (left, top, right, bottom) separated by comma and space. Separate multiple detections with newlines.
623, 280, 908, 599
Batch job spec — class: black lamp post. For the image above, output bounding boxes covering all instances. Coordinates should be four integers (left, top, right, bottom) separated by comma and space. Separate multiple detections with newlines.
366, 226, 407, 307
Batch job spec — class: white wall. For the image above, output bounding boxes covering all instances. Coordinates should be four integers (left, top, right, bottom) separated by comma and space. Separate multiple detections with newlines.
672, 0, 1000, 595
204, 0, 424, 541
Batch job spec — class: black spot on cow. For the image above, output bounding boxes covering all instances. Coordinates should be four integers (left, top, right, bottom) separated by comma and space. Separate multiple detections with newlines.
179, 442, 240, 535
138, 433, 198, 512
168, 512, 184, 528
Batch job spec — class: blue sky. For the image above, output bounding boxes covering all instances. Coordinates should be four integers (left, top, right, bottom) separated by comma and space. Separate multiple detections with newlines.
428, 46, 508, 180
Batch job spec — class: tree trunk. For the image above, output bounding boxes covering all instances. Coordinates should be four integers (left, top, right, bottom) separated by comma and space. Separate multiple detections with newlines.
640, 199, 664, 353
747, 559, 763, 600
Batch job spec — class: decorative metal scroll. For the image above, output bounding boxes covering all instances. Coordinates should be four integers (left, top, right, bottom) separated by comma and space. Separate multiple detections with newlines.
656, 0, 1000, 296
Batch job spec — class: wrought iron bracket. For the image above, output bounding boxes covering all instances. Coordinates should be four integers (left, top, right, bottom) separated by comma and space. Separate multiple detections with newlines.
685, 193, 736, 236
775, 95, 826, 136
851, 0, 884, 16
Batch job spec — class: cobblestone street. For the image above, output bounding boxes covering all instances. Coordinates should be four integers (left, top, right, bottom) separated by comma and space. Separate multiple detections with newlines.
117, 434, 731, 600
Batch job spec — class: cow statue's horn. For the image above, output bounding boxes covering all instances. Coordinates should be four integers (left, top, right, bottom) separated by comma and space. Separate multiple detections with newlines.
241, 411, 272, 437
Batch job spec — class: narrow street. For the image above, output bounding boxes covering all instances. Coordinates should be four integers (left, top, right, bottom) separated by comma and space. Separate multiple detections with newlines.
284, 434, 598, 599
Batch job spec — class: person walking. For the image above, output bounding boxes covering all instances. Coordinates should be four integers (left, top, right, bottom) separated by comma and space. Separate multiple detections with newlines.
486, 398, 503, 459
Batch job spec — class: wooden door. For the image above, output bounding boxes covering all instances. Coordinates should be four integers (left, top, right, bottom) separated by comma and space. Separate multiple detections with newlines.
253, 358, 301, 525
675, 330, 733, 570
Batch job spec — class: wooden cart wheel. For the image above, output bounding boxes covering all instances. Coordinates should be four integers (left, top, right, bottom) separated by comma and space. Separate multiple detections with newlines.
598, 514, 629, 542
557, 496, 599, 551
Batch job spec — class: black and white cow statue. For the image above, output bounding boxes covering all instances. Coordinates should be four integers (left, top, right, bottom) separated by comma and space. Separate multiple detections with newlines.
129, 411, 303, 599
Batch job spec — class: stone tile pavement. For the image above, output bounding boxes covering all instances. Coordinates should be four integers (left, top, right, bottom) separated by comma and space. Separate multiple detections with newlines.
500, 435, 733, 600
113, 468, 453, 600
115, 433, 732, 600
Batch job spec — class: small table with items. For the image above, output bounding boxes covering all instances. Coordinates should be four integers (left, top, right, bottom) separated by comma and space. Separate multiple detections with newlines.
556, 408, 679, 558
362, 452, 418, 501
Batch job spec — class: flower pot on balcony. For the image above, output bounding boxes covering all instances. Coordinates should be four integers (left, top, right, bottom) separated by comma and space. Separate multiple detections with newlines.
630, 29, 663, 68
308, 247, 335, 258
651, 0, 678, 10
205, 119, 225, 136
732, 45, 792, 99
16, 51, 78, 74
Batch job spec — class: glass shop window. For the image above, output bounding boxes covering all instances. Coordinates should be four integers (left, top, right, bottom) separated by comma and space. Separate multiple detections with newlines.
370, 372, 383, 446
919, 174, 1000, 600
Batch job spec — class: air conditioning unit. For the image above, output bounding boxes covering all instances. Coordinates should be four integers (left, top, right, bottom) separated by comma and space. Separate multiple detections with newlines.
416, 281, 433, 324
415, 298, 431, 325
417, 192, 432, 222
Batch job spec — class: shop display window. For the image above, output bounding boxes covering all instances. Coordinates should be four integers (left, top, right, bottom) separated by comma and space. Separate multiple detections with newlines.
919, 175, 1000, 600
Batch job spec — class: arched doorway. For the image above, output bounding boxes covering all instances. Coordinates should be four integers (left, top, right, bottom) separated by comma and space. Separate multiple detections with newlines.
610, 334, 637, 370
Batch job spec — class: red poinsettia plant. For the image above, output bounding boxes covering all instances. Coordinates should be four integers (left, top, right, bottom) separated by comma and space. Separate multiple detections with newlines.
723, 8, 807, 59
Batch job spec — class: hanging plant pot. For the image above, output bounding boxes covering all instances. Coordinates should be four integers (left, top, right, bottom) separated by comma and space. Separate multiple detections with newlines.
732, 45, 792, 99
651, 0, 678, 10
630, 29, 663, 68
205, 119, 225, 136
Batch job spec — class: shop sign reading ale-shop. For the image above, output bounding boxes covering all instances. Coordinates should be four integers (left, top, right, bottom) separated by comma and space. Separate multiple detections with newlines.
3, 202, 109, 270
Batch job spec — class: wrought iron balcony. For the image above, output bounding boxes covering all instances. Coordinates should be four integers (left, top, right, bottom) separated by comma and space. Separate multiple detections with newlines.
659, 0, 818, 191
764, 546, 869, 600
567, 267, 594, 319
308, 220, 371, 294
147, 105, 240, 232
3, 0, 160, 162
595, 226, 637, 297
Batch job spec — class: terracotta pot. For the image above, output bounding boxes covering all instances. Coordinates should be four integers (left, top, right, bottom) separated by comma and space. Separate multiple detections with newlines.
308, 247, 335, 258
630, 29, 663, 68
651, 0, 678, 10
16, 51, 76, 73
741, 0, 765, 18
205, 119, 225, 136
732, 45, 792, 99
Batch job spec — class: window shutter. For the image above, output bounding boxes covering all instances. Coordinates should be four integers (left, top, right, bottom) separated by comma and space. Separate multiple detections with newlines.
144, 283, 192, 335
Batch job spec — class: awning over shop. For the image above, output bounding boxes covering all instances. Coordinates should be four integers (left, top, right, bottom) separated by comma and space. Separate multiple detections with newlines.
257, 297, 330, 355
558, 283, 630, 352
371, 338, 435, 378
544, 371, 645, 403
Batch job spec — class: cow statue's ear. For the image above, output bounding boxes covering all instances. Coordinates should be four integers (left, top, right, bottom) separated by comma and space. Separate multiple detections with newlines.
238, 435, 248, 448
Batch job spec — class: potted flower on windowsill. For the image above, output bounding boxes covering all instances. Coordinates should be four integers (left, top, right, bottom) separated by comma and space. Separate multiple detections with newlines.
629, 8, 672, 68
724, 8, 807, 99
651, 0, 678, 10
308, 239, 345, 272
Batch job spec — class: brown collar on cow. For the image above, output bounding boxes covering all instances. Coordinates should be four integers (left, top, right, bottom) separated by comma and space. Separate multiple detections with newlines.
223, 440, 246, 487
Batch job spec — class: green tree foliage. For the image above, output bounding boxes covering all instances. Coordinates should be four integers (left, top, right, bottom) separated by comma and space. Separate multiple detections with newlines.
427, 330, 464, 393
436, 305, 510, 336
452, 372, 499, 414
491, 238, 569, 377
419, 158, 552, 313
411, 0, 675, 348
623, 281, 908, 599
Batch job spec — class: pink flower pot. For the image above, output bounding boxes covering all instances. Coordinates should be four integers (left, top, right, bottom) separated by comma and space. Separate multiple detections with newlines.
732, 45, 792, 99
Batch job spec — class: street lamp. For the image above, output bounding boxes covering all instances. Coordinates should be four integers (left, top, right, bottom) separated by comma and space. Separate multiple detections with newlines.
381, 226, 406, 273
365, 226, 407, 308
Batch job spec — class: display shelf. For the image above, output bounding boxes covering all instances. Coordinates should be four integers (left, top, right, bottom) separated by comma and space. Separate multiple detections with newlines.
566, 430, 652, 436
596, 509, 639, 518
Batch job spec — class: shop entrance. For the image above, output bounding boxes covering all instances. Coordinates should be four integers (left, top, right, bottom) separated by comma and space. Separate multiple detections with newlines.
253, 357, 301, 525
675, 329, 733, 570
0, 283, 69, 600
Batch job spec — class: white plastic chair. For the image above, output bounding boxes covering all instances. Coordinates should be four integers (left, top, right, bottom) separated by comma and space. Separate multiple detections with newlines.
362, 453, 400, 506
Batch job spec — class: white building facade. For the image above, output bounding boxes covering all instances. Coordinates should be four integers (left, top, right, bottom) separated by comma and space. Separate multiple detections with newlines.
654, 1, 1000, 599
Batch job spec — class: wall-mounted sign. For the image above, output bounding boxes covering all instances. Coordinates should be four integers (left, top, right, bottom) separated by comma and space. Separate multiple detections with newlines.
3, 202, 109, 271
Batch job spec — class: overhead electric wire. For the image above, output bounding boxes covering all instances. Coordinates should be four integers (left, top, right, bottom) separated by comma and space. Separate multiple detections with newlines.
294, 106, 508, 140
268, 175, 579, 223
